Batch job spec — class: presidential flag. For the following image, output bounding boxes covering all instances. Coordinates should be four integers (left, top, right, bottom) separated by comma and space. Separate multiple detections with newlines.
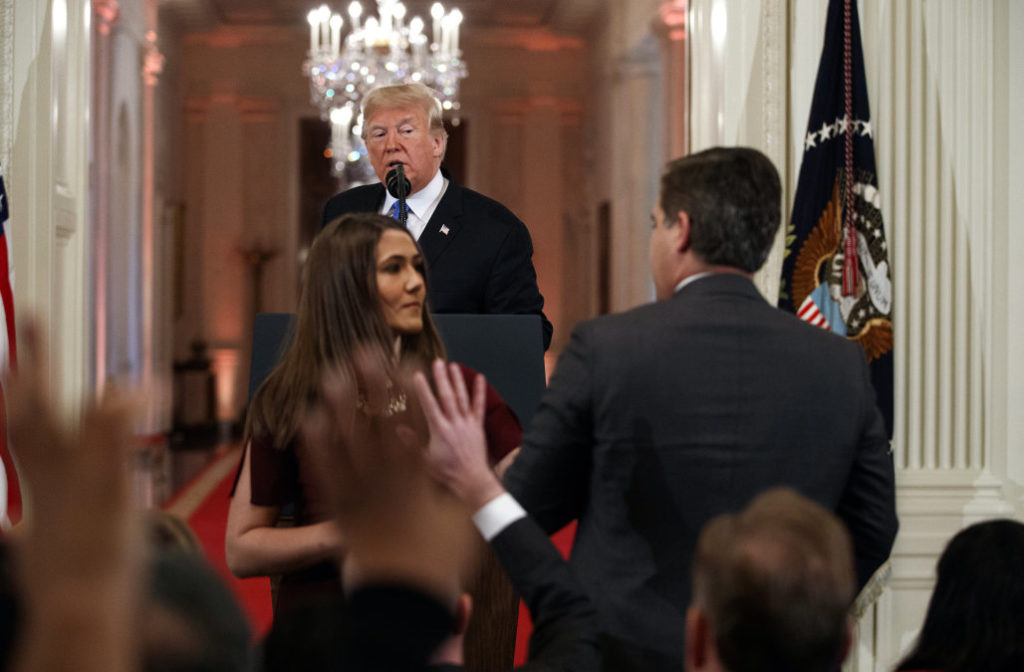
778, 0, 893, 437
0, 168, 21, 529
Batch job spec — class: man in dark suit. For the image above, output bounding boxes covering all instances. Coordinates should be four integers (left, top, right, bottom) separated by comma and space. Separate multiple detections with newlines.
502, 147, 899, 671
321, 83, 552, 350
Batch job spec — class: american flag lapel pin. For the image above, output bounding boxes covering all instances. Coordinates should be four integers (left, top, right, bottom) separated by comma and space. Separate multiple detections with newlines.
440, 224, 450, 236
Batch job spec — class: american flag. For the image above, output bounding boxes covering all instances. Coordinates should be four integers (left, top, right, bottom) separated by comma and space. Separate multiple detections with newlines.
777, 0, 893, 438
0, 169, 21, 529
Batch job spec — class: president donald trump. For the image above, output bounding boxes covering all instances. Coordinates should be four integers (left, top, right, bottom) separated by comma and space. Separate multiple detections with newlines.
322, 82, 552, 349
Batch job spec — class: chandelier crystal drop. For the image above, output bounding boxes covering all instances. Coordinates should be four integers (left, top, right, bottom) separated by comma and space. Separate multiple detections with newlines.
304, 1, 468, 177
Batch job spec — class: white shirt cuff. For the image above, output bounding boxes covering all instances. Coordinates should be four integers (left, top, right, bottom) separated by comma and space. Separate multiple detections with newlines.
472, 493, 527, 541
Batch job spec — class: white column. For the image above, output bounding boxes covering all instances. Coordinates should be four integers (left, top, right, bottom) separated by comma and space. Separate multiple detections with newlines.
688, 0, 787, 302
141, 20, 164, 433
837, 1, 1013, 668
92, 0, 121, 392
6, 0, 91, 414
611, 38, 662, 311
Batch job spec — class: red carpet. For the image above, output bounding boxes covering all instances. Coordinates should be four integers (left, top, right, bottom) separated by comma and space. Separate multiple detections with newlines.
163, 448, 274, 637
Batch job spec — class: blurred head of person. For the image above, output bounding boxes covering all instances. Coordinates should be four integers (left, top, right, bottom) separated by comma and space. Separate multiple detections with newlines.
686, 487, 855, 672
142, 550, 254, 672
896, 518, 1024, 672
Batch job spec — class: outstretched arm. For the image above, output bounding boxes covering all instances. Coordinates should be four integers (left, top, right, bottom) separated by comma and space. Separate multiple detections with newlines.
416, 360, 599, 670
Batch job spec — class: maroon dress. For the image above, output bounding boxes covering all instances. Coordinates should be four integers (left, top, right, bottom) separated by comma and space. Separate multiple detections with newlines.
231, 363, 522, 616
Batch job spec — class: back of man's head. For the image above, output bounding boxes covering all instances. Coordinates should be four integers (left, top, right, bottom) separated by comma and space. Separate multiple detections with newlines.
689, 487, 854, 672
660, 147, 781, 273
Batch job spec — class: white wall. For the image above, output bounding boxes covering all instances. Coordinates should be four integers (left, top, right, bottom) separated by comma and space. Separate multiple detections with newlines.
1003, 0, 1024, 507
3, 0, 91, 416
90, 0, 172, 436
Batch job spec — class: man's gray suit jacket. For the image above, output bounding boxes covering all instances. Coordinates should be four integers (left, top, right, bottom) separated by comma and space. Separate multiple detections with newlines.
504, 273, 898, 671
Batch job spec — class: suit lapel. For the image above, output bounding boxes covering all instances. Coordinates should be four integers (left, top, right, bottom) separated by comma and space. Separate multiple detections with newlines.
364, 184, 387, 211
417, 180, 463, 266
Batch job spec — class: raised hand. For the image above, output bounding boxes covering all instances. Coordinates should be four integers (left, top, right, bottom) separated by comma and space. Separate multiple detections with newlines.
414, 360, 504, 510
6, 320, 143, 672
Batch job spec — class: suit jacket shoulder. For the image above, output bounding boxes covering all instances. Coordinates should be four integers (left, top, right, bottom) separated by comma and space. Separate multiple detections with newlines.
321, 183, 385, 227
450, 183, 527, 231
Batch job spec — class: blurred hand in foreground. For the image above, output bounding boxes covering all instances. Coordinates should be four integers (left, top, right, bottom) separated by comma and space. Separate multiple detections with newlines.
301, 348, 475, 601
6, 320, 143, 672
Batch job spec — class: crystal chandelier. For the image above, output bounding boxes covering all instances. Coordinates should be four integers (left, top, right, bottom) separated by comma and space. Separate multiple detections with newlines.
304, 1, 468, 178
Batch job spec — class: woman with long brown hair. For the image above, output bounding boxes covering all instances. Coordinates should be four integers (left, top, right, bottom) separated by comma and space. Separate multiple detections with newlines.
225, 213, 521, 616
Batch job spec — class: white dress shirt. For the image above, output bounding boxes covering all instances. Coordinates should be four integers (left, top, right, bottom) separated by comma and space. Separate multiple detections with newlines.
674, 271, 714, 294
381, 170, 448, 241
472, 492, 527, 541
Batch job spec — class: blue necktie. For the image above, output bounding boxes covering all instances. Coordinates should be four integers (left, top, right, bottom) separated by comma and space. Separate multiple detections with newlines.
390, 201, 402, 221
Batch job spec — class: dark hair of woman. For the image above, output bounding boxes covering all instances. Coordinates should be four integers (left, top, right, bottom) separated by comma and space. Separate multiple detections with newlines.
243, 213, 446, 450
895, 518, 1024, 672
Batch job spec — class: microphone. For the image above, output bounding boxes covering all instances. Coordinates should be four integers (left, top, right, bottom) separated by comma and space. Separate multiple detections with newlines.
385, 164, 411, 200
385, 164, 411, 226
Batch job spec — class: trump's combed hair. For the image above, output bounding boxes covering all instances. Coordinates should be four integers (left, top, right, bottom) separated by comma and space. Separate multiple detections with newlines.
693, 488, 855, 672
244, 213, 445, 450
361, 82, 448, 140
659, 146, 782, 273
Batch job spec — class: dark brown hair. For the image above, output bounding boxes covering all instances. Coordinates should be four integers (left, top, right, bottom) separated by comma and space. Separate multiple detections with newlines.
659, 146, 781, 273
244, 213, 445, 449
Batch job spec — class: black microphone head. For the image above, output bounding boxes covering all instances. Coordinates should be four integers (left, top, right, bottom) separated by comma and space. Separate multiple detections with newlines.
385, 164, 411, 200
